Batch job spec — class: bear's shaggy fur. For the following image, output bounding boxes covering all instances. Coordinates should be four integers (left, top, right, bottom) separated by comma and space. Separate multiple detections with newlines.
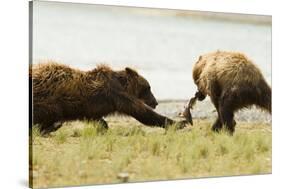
31, 62, 179, 134
192, 51, 271, 134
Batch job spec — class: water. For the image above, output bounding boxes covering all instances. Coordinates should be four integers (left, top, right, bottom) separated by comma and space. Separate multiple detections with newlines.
32, 1, 271, 100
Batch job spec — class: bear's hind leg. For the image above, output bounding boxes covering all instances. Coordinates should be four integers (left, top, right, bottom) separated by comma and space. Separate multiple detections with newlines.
33, 103, 63, 135
40, 121, 63, 136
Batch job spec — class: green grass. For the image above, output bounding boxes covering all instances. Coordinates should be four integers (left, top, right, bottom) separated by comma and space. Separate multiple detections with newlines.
30, 118, 271, 188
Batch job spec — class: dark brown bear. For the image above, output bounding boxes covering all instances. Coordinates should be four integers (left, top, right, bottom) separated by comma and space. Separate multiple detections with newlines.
30, 62, 183, 134
183, 51, 271, 134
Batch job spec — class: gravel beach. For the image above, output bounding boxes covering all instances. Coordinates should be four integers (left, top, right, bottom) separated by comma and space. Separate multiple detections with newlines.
156, 100, 271, 124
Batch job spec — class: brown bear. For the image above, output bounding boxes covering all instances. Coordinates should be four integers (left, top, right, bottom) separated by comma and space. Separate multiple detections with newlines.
30, 62, 184, 134
183, 51, 271, 134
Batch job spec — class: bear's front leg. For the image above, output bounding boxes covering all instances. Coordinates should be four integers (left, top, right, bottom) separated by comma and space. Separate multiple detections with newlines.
112, 91, 181, 128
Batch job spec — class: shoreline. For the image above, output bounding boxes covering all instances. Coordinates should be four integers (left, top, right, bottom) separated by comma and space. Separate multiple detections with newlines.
155, 100, 271, 124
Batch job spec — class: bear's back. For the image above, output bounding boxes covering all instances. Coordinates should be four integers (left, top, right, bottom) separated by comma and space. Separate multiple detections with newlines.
194, 51, 264, 88
31, 62, 86, 99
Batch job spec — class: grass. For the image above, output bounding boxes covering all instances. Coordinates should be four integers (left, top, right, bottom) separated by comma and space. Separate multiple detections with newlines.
30, 118, 271, 188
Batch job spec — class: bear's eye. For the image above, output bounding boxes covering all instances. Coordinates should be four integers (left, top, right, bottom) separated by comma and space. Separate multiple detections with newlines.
139, 87, 150, 97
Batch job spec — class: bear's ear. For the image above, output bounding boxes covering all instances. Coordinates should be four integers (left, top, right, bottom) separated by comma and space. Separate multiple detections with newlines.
125, 67, 138, 77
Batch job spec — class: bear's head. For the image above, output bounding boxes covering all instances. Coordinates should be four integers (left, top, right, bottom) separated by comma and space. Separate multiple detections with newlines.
122, 67, 158, 109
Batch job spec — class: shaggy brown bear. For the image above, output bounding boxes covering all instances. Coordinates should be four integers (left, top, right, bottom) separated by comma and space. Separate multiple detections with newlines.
30, 62, 184, 134
183, 51, 271, 134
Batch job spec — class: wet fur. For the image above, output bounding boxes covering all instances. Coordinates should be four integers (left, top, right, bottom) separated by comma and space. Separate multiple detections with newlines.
31, 61, 177, 134
192, 51, 271, 134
